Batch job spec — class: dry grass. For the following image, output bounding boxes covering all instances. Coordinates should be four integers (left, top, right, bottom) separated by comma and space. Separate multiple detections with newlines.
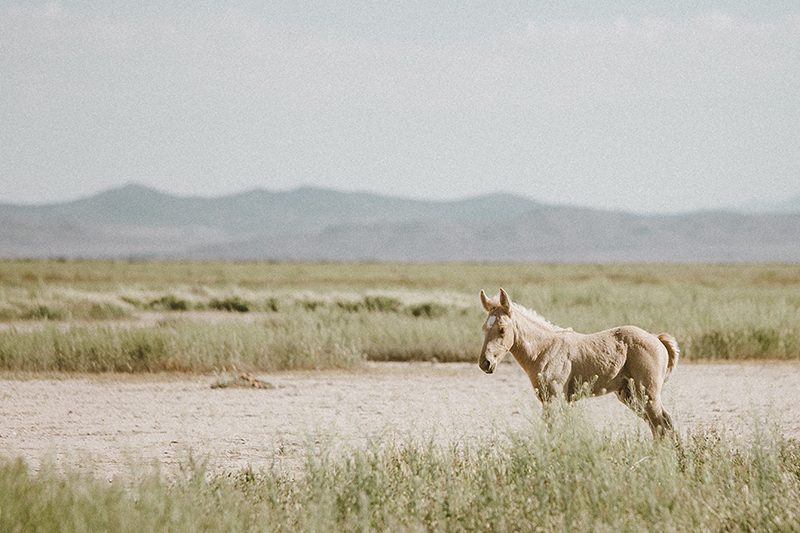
1, 260, 800, 373
2, 403, 799, 532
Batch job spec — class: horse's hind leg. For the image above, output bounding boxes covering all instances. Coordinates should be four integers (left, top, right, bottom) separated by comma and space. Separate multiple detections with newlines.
616, 380, 645, 419
642, 377, 674, 437
643, 398, 673, 438
617, 379, 672, 438
660, 406, 674, 432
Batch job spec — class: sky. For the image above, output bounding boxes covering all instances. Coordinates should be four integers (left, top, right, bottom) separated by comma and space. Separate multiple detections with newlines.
1, 1, 799, 213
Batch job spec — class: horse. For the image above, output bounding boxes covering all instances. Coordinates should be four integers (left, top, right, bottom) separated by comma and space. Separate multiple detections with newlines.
479, 289, 679, 437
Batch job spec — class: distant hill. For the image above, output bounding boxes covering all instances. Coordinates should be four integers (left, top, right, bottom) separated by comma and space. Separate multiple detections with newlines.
739, 193, 800, 214
783, 194, 800, 213
2, 184, 800, 262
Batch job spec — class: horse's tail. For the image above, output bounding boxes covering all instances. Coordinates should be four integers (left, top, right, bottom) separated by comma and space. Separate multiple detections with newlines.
658, 334, 679, 382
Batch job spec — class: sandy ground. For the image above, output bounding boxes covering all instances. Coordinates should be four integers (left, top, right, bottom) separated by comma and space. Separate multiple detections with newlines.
2, 361, 800, 479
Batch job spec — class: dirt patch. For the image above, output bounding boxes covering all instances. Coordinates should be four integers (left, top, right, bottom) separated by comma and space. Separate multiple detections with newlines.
1, 361, 799, 479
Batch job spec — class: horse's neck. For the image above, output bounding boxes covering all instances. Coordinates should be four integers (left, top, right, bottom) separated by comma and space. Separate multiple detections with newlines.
510, 313, 558, 365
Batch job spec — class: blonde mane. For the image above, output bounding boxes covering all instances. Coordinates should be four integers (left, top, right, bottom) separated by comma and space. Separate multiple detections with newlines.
510, 302, 571, 332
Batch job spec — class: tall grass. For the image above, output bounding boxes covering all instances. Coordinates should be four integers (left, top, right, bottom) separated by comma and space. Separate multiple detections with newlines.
2, 406, 799, 531
2, 260, 800, 371
0, 313, 366, 372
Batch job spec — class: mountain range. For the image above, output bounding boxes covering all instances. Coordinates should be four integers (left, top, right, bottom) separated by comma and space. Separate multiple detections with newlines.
1, 184, 800, 262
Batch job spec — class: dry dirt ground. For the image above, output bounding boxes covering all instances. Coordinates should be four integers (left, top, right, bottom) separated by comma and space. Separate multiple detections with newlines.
2, 361, 800, 479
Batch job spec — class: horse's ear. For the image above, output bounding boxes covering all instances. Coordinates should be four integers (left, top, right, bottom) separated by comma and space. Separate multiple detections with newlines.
499, 288, 512, 315
480, 290, 494, 312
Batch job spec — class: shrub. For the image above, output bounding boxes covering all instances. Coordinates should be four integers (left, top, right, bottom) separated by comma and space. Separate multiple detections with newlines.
363, 296, 402, 313
263, 297, 279, 312
408, 302, 448, 318
149, 295, 189, 311
336, 300, 362, 313
302, 300, 325, 312
87, 302, 130, 320
209, 297, 250, 313
21, 305, 64, 320
120, 296, 145, 308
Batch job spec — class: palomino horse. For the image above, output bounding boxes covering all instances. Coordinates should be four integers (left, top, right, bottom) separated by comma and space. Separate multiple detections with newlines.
479, 289, 679, 437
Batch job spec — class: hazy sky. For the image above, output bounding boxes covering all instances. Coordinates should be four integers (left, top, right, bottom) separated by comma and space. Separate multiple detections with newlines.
2, 1, 799, 213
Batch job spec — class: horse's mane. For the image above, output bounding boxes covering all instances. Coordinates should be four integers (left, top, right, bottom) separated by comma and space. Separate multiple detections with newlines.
511, 302, 571, 332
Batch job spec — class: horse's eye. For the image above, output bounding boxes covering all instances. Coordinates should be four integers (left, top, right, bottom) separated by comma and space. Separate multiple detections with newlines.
498, 327, 505, 335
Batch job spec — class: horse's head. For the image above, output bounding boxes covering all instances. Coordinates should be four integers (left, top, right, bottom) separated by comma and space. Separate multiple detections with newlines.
479, 288, 515, 374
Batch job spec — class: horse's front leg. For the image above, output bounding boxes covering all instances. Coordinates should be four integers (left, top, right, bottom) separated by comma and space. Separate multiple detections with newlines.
534, 373, 568, 422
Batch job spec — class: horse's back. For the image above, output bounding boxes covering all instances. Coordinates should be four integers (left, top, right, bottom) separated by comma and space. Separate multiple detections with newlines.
614, 325, 664, 348
568, 328, 632, 391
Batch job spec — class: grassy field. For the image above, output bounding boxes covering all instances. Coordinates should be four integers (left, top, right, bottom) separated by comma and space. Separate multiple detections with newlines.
1, 260, 800, 372
2, 402, 800, 532
4, 260, 800, 531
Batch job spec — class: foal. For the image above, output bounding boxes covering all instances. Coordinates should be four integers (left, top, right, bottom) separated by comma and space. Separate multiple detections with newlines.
479, 289, 679, 437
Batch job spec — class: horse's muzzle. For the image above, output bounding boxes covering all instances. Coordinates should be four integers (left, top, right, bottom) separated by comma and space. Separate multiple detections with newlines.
479, 358, 495, 374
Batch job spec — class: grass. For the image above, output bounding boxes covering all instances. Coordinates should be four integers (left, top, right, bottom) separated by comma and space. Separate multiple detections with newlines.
3, 260, 800, 530
2, 404, 799, 532
0, 315, 364, 372
1, 260, 800, 372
